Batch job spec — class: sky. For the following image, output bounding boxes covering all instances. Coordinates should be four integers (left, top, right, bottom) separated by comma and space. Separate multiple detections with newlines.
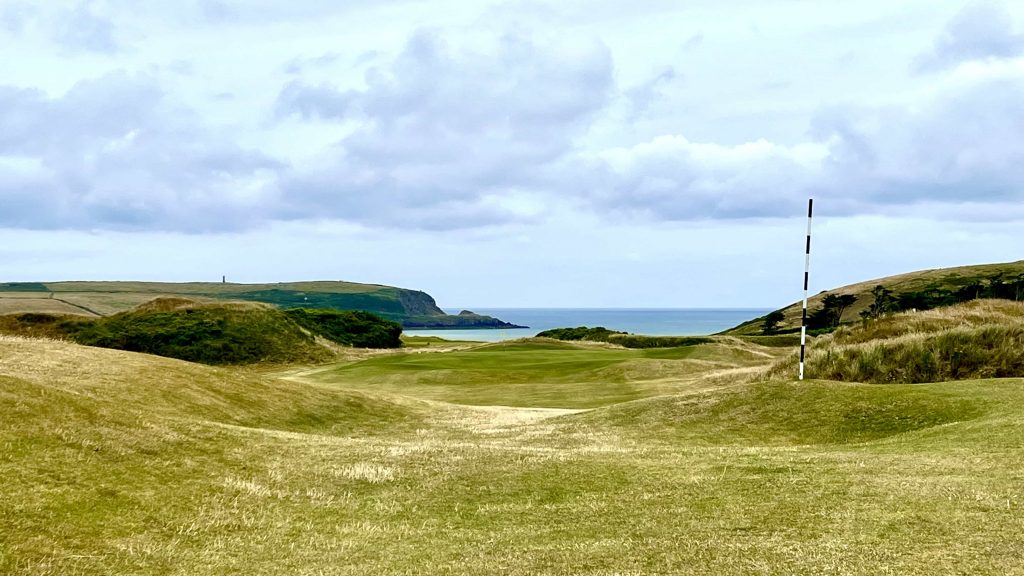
1, 0, 1023, 308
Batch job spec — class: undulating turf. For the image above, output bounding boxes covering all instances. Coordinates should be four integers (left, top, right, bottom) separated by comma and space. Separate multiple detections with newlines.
2, 322, 1024, 575
303, 338, 780, 408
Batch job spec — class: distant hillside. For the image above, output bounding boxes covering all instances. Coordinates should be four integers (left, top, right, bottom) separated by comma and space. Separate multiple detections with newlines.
724, 260, 1024, 336
0, 298, 403, 364
0, 280, 522, 329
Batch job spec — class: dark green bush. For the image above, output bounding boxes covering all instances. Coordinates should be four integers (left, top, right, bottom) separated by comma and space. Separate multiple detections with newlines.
535, 326, 626, 341
536, 326, 711, 349
284, 308, 402, 348
606, 334, 713, 348
62, 308, 326, 365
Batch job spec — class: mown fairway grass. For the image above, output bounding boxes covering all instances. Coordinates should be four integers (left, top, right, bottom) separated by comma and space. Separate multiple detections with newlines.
302, 338, 780, 408
2, 334, 1024, 574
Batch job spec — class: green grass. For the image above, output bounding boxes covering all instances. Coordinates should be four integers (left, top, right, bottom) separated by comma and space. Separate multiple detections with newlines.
573, 378, 991, 445
400, 335, 483, 348
3, 319, 1024, 574
304, 339, 776, 408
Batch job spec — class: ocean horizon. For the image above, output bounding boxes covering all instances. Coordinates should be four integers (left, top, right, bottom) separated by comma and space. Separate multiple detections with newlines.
404, 308, 771, 342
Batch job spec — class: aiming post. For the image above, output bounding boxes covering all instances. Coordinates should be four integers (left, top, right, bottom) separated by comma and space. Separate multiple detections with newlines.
799, 198, 813, 380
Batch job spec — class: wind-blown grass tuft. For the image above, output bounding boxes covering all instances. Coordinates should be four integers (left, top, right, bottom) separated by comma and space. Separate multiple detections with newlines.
767, 299, 1024, 383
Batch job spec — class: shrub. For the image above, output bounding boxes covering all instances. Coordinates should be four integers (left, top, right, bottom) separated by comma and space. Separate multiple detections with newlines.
62, 307, 327, 365
284, 308, 402, 348
536, 326, 712, 349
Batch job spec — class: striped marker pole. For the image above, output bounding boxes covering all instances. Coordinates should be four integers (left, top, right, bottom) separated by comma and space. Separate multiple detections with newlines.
799, 198, 813, 381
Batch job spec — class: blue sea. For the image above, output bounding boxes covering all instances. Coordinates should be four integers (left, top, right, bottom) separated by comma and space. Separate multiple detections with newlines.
404, 308, 770, 342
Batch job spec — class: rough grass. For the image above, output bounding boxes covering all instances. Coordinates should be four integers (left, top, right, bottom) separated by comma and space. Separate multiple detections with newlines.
768, 300, 1024, 383
0, 296, 98, 317
3, 328, 1024, 574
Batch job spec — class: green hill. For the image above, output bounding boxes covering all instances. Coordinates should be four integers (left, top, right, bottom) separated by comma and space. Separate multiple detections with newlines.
0, 298, 403, 364
0, 280, 521, 329
724, 259, 1024, 336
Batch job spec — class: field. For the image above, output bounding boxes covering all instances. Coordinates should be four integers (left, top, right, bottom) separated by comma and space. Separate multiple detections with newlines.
0, 281, 410, 318
2, 324, 1024, 574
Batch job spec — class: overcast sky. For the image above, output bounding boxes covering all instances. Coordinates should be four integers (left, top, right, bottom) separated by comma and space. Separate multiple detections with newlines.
2, 1, 1023, 307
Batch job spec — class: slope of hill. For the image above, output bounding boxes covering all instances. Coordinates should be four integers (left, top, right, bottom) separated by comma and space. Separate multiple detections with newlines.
0, 280, 522, 328
724, 260, 1024, 335
0, 298, 403, 364
765, 299, 1024, 383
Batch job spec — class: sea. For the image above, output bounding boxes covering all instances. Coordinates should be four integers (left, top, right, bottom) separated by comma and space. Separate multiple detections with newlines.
404, 308, 771, 342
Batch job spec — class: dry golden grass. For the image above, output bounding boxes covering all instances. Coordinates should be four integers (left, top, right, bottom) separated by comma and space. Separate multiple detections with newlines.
131, 296, 273, 312
768, 300, 1024, 383
0, 297, 96, 316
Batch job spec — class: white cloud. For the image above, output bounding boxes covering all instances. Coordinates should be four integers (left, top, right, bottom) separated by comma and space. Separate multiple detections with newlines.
578, 136, 828, 220
0, 73, 281, 231
276, 28, 613, 228
914, 1, 1024, 72
54, 1, 119, 53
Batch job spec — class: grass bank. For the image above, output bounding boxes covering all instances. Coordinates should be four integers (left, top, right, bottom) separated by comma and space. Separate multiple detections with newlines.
767, 300, 1024, 383
0, 298, 403, 365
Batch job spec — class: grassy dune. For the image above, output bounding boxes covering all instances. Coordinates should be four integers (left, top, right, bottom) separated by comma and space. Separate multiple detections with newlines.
770, 300, 1024, 383
0, 298, 404, 365
3, 324, 1024, 574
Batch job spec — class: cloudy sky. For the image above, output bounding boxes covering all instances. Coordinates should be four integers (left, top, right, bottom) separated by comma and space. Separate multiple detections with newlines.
2, 1, 1023, 307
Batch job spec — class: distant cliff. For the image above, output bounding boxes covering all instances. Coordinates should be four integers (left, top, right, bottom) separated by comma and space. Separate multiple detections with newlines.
403, 310, 525, 329
0, 280, 521, 329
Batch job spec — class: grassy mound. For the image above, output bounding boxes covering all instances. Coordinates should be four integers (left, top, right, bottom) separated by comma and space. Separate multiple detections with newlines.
0, 298, 404, 365
766, 300, 1024, 383
572, 379, 991, 446
725, 259, 1024, 336
63, 304, 329, 365
0, 335, 422, 436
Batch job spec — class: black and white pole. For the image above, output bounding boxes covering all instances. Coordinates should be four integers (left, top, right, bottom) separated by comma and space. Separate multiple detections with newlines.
799, 198, 813, 381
